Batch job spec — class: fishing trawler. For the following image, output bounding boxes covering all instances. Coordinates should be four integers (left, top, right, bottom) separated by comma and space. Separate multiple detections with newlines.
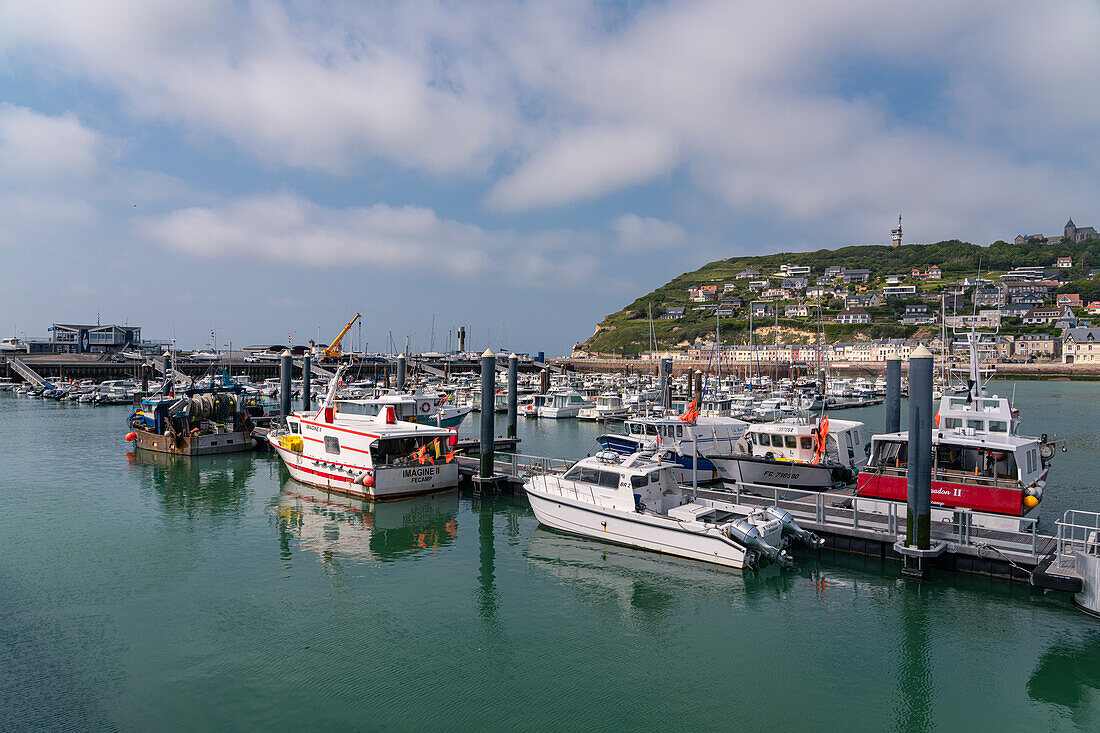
267, 367, 460, 500
126, 386, 257, 456
856, 330, 1055, 531
706, 416, 867, 491
524, 450, 821, 569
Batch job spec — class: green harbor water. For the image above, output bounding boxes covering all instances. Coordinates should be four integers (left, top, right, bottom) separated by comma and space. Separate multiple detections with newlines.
3, 381, 1100, 731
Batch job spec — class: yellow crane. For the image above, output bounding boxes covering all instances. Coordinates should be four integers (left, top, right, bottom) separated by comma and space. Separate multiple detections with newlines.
323, 313, 361, 358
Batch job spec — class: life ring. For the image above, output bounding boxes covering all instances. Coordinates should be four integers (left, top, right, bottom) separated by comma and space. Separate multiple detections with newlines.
420, 402, 430, 413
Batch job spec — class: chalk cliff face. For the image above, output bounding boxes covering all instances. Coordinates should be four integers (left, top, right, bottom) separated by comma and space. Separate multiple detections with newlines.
578, 238, 1100, 356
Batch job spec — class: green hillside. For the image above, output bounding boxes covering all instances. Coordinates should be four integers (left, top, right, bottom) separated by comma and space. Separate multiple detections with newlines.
581, 238, 1100, 356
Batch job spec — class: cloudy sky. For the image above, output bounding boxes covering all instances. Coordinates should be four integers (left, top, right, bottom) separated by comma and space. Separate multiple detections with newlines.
2, 1, 1099, 354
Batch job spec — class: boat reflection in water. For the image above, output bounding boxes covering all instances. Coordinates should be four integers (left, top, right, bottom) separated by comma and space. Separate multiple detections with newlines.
524, 527, 790, 620
129, 449, 257, 518
273, 479, 459, 565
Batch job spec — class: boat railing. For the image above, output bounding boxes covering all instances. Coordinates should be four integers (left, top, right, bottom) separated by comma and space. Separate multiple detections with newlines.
1055, 510, 1100, 559
503, 453, 574, 479
701, 479, 1044, 559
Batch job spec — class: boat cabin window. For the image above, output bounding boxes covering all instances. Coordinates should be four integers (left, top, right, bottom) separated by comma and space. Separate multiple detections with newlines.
967, 420, 984, 431
800, 437, 812, 450
324, 436, 340, 455
988, 420, 1008, 433
563, 465, 622, 488
785, 436, 797, 449
944, 417, 962, 429
771, 435, 785, 448
871, 440, 907, 467
675, 425, 683, 438
629, 423, 643, 435
630, 474, 648, 489
289, 422, 300, 434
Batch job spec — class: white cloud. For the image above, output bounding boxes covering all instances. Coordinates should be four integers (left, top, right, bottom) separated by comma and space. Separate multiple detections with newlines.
487, 125, 677, 210
612, 214, 686, 251
135, 193, 632, 289
0, 104, 103, 179
1, 0, 1099, 241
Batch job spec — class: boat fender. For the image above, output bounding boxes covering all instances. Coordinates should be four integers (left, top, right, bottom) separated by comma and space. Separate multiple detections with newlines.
125, 432, 136, 442
354, 469, 375, 486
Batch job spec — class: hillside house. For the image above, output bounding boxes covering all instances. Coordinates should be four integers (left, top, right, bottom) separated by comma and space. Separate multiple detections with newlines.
840, 268, 871, 284
1023, 306, 1074, 325
784, 304, 809, 318
781, 277, 809, 290
722, 282, 738, 292
1000, 303, 1033, 319
1001, 266, 1047, 282
1057, 293, 1083, 307
901, 304, 934, 325
735, 269, 760, 279
1015, 334, 1060, 361
748, 280, 768, 290
661, 307, 686, 320
845, 292, 881, 308
1063, 328, 1100, 363
777, 264, 811, 277
995, 335, 1015, 360
1087, 301, 1100, 315
973, 287, 1003, 307
1058, 256, 1073, 268
805, 286, 832, 300
749, 302, 774, 318
885, 275, 903, 285
716, 301, 740, 317
835, 308, 871, 324
824, 266, 843, 278
945, 310, 1002, 329
882, 285, 918, 297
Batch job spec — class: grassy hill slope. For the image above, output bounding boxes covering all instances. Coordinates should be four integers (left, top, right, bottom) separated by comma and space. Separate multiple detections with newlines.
582, 238, 1100, 356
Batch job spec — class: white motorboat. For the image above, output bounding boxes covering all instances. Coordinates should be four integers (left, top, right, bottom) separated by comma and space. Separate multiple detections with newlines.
706, 416, 867, 491
267, 368, 460, 500
525, 451, 818, 569
598, 413, 750, 482
578, 393, 630, 421
537, 390, 594, 419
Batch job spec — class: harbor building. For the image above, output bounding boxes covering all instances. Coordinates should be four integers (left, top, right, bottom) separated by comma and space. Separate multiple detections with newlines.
26, 323, 144, 354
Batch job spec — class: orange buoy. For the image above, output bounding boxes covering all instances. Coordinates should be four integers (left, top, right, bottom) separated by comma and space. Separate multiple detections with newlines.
125, 432, 136, 441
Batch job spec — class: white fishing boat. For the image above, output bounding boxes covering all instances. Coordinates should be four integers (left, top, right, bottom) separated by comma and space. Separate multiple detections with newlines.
706, 416, 867, 491
537, 390, 594, 419
525, 451, 801, 569
267, 367, 460, 500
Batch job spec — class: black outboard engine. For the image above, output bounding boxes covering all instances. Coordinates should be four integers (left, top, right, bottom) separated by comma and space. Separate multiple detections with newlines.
727, 519, 791, 566
764, 506, 825, 549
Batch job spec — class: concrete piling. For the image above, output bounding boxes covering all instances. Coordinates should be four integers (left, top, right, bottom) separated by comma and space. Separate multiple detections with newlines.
396, 353, 407, 392
903, 345, 934, 578
506, 352, 518, 439
279, 350, 292, 423
479, 349, 495, 479
302, 355, 312, 412
885, 355, 901, 434
694, 370, 703, 403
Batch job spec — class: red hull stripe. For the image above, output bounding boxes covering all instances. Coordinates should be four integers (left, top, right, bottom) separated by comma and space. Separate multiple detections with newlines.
856, 472, 1023, 515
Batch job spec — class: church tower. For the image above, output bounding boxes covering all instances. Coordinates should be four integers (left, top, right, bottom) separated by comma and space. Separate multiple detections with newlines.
1066, 218, 1077, 241
891, 215, 903, 248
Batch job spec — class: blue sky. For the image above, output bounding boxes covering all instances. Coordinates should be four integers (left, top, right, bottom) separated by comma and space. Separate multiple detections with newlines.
1, 1, 1099, 354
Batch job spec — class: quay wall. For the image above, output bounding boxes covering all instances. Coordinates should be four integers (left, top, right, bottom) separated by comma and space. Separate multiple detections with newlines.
553, 358, 1100, 380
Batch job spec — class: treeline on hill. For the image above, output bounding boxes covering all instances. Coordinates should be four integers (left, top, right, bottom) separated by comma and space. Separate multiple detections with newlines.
583, 238, 1100, 356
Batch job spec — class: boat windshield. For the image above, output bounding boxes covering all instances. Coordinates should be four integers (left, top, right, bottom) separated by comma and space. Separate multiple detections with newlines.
562, 465, 622, 488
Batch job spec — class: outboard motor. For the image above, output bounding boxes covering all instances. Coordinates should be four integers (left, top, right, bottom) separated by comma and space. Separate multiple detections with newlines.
764, 506, 825, 549
727, 519, 791, 566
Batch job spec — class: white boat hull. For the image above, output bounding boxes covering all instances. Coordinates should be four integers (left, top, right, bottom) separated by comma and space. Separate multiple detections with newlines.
538, 405, 582, 419
525, 483, 749, 569
709, 455, 843, 491
271, 441, 459, 500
